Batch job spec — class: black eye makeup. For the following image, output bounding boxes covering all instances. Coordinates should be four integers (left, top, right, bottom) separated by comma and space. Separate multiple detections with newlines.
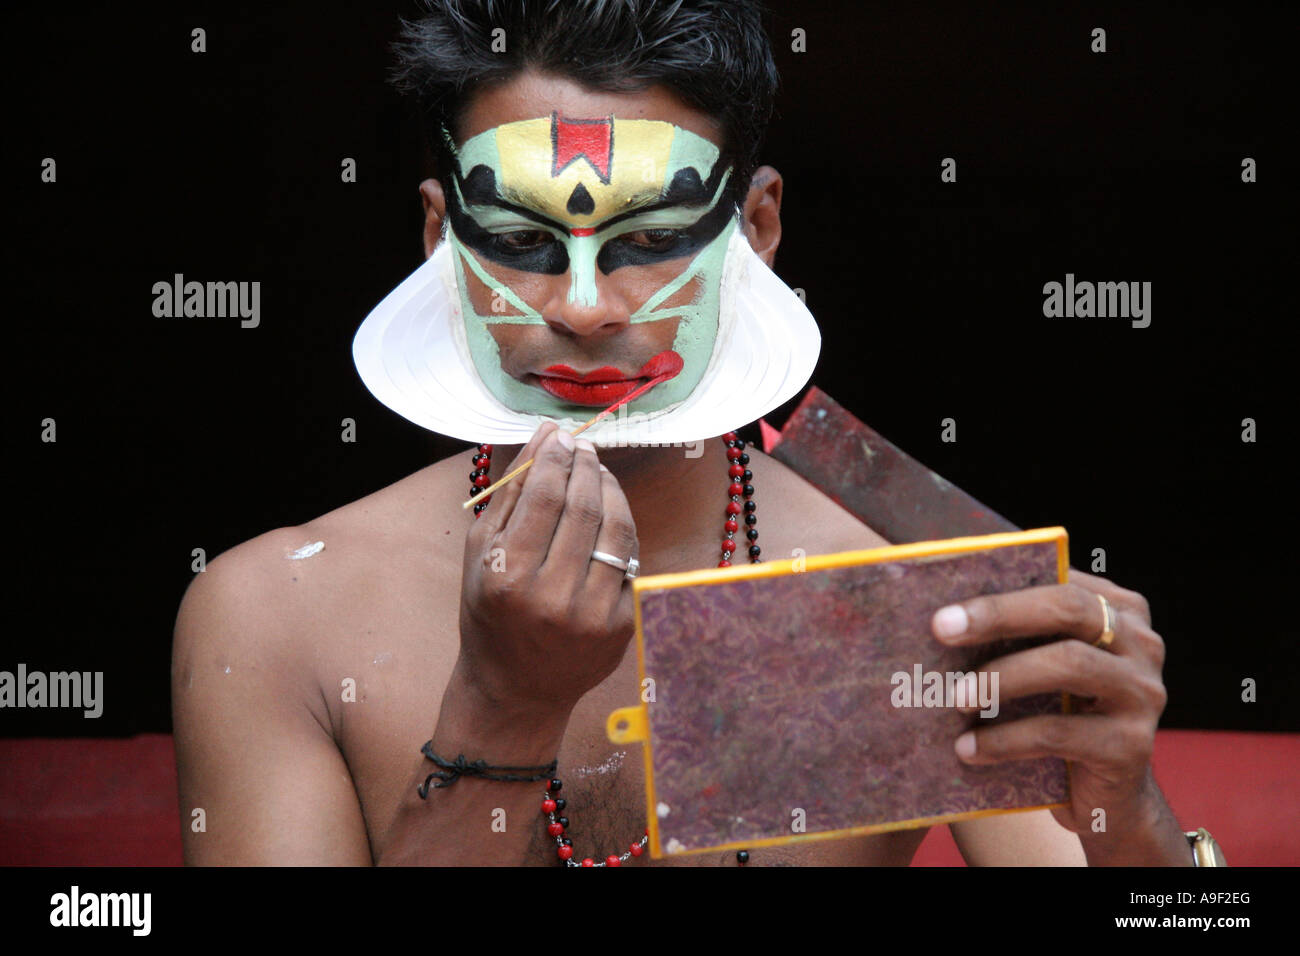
625, 229, 685, 250
494, 230, 557, 252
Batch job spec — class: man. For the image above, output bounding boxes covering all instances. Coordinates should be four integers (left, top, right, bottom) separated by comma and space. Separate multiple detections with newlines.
172, 0, 1190, 865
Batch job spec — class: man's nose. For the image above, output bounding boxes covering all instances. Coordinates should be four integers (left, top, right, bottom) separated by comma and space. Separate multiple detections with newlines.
541, 264, 632, 338
543, 292, 631, 337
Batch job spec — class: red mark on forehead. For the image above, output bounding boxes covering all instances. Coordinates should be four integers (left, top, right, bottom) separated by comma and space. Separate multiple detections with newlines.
570, 227, 595, 237
552, 112, 613, 183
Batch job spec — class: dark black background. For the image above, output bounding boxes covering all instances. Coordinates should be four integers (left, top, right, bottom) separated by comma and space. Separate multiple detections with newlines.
9, 1, 1293, 736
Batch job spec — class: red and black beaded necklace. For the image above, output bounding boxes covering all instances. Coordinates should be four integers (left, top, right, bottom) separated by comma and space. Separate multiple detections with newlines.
468, 430, 759, 866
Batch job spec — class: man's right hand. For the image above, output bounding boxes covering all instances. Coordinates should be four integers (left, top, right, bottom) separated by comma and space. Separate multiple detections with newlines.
457, 421, 640, 712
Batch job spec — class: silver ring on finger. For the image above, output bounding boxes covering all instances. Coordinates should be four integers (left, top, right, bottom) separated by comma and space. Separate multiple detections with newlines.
591, 550, 639, 581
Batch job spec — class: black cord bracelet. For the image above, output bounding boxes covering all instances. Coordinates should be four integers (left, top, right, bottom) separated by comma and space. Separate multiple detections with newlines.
416, 741, 559, 798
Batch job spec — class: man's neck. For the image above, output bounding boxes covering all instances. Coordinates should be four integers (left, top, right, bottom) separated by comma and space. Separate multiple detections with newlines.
601, 440, 726, 570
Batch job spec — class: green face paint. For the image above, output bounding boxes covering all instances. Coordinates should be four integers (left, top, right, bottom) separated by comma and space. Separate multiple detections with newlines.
441, 112, 738, 417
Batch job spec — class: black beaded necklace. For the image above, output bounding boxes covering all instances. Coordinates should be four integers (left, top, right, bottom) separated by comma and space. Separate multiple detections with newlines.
468, 430, 759, 866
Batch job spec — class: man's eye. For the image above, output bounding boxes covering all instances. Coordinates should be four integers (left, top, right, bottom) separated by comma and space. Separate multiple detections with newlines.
627, 229, 682, 249
497, 230, 553, 251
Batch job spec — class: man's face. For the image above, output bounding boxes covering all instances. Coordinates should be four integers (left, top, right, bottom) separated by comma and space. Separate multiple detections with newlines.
439, 72, 738, 417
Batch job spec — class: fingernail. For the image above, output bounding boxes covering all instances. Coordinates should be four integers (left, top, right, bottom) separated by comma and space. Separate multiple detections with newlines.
576, 438, 595, 453
933, 605, 968, 640
598, 464, 610, 473
555, 429, 575, 451
955, 732, 977, 759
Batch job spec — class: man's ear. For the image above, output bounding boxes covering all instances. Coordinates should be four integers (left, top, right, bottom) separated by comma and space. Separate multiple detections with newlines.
740, 165, 782, 269
419, 179, 447, 260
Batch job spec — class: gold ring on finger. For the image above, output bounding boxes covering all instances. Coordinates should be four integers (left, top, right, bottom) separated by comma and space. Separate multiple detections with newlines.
1093, 593, 1117, 651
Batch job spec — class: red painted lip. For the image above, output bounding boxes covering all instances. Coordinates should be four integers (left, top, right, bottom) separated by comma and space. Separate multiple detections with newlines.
542, 351, 683, 384
534, 350, 683, 407
536, 377, 643, 406
542, 364, 630, 383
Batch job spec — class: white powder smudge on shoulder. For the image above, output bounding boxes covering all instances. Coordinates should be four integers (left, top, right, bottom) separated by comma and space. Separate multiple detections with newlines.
287, 541, 325, 560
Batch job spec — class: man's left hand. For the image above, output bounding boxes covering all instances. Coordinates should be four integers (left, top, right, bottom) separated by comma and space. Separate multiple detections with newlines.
931, 568, 1189, 863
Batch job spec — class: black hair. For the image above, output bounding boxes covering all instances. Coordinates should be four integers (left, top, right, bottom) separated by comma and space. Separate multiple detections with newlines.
389, 0, 779, 212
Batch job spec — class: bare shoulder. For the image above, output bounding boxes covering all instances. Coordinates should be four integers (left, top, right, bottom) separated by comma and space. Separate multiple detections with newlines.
170, 509, 409, 864
170, 522, 360, 741
170, 454, 479, 863
744, 445, 892, 556
172, 453, 471, 710
173, 524, 325, 677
